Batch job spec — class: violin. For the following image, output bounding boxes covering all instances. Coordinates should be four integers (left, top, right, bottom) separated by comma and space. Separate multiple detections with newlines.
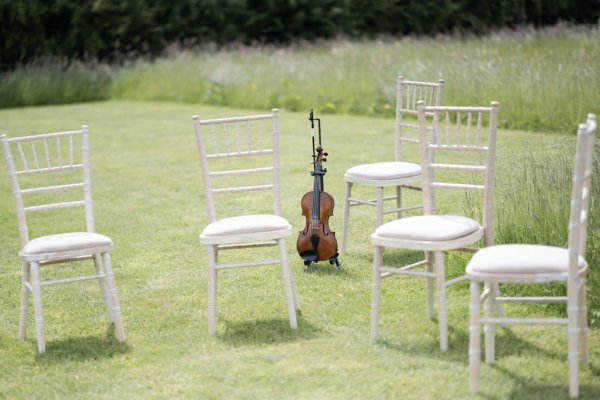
296, 110, 340, 268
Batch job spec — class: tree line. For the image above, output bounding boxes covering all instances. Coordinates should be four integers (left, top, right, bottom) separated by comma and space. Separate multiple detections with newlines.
1, 0, 598, 71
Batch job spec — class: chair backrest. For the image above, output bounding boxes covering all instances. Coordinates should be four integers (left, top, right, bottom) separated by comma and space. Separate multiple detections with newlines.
417, 101, 500, 246
395, 76, 445, 162
193, 109, 282, 223
1, 127, 95, 248
568, 113, 596, 279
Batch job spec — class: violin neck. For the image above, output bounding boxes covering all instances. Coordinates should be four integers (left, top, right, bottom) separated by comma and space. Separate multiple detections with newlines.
310, 167, 321, 234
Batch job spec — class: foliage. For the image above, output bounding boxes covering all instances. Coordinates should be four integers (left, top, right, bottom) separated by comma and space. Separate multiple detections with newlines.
111, 26, 600, 134
1, 0, 599, 70
1, 27, 600, 135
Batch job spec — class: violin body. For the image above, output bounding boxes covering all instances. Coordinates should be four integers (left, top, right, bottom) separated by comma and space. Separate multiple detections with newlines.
296, 109, 340, 267
297, 190, 338, 262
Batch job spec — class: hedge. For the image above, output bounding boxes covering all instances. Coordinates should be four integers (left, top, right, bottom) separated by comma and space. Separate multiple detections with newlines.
1, 0, 599, 70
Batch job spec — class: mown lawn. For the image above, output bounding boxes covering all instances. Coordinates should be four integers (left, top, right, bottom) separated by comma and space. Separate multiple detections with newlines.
0, 101, 598, 399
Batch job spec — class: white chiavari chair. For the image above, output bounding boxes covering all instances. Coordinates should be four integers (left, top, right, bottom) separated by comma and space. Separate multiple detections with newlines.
466, 114, 596, 398
193, 109, 300, 335
341, 76, 444, 253
1, 126, 125, 353
370, 101, 500, 351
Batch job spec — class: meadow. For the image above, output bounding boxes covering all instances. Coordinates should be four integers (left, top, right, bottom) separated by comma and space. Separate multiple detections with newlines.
1, 25, 600, 133
0, 26, 599, 398
0, 100, 598, 398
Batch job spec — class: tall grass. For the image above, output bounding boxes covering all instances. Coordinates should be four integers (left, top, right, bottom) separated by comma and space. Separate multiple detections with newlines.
0, 61, 111, 108
494, 136, 600, 323
111, 25, 600, 134
1, 26, 598, 134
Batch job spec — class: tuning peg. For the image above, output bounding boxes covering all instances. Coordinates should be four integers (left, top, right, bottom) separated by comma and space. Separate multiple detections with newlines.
324, 152, 329, 156
322, 158, 327, 162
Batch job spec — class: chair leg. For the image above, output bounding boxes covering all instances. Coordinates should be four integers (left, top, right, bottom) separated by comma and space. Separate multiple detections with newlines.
207, 245, 218, 336
579, 276, 589, 366
434, 251, 448, 351
492, 283, 506, 326
425, 251, 434, 320
370, 245, 383, 343
341, 181, 352, 254
94, 254, 114, 323
278, 239, 298, 329
29, 261, 45, 354
484, 282, 495, 363
567, 299, 580, 399
376, 186, 384, 227
469, 280, 482, 394
18, 261, 30, 339
102, 252, 125, 342
396, 185, 402, 219
289, 261, 301, 311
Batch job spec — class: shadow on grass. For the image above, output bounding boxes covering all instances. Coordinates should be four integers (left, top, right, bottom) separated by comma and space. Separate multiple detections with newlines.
377, 323, 569, 365
377, 321, 471, 364
491, 326, 564, 361
301, 262, 354, 277
487, 363, 600, 400
381, 249, 429, 266
219, 314, 320, 346
299, 246, 426, 277
379, 322, 599, 398
36, 324, 130, 363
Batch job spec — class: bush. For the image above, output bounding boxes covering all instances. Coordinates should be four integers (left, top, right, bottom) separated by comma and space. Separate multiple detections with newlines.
1, 0, 599, 71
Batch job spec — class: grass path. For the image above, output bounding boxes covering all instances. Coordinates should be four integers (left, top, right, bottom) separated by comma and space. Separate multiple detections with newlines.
0, 101, 598, 398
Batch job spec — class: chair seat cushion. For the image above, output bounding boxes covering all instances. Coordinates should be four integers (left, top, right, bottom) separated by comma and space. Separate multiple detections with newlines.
21, 232, 113, 255
345, 162, 421, 181
201, 214, 291, 238
375, 215, 480, 241
466, 244, 586, 275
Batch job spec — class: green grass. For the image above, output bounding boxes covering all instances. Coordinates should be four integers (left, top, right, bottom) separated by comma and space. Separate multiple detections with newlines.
0, 101, 599, 398
2, 26, 600, 135
110, 25, 600, 134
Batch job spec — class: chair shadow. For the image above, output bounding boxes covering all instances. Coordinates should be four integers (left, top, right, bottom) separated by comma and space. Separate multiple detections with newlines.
376, 322, 568, 365
219, 314, 320, 347
487, 363, 600, 399
491, 325, 565, 361
377, 321, 471, 364
381, 249, 429, 266
36, 324, 131, 363
378, 321, 600, 398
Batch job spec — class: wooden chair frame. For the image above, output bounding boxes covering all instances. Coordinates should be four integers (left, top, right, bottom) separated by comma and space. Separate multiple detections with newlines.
370, 101, 500, 351
467, 114, 596, 398
193, 109, 300, 335
341, 76, 444, 253
1, 127, 125, 353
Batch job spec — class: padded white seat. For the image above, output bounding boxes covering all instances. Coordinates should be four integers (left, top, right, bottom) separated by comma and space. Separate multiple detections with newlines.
375, 215, 480, 242
345, 162, 421, 183
466, 244, 586, 276
21, 232, 113, 256
200, 215, 292, 244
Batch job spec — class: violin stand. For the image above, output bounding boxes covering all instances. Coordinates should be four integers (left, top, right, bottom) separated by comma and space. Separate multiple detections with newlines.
300, 109, 341, 270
